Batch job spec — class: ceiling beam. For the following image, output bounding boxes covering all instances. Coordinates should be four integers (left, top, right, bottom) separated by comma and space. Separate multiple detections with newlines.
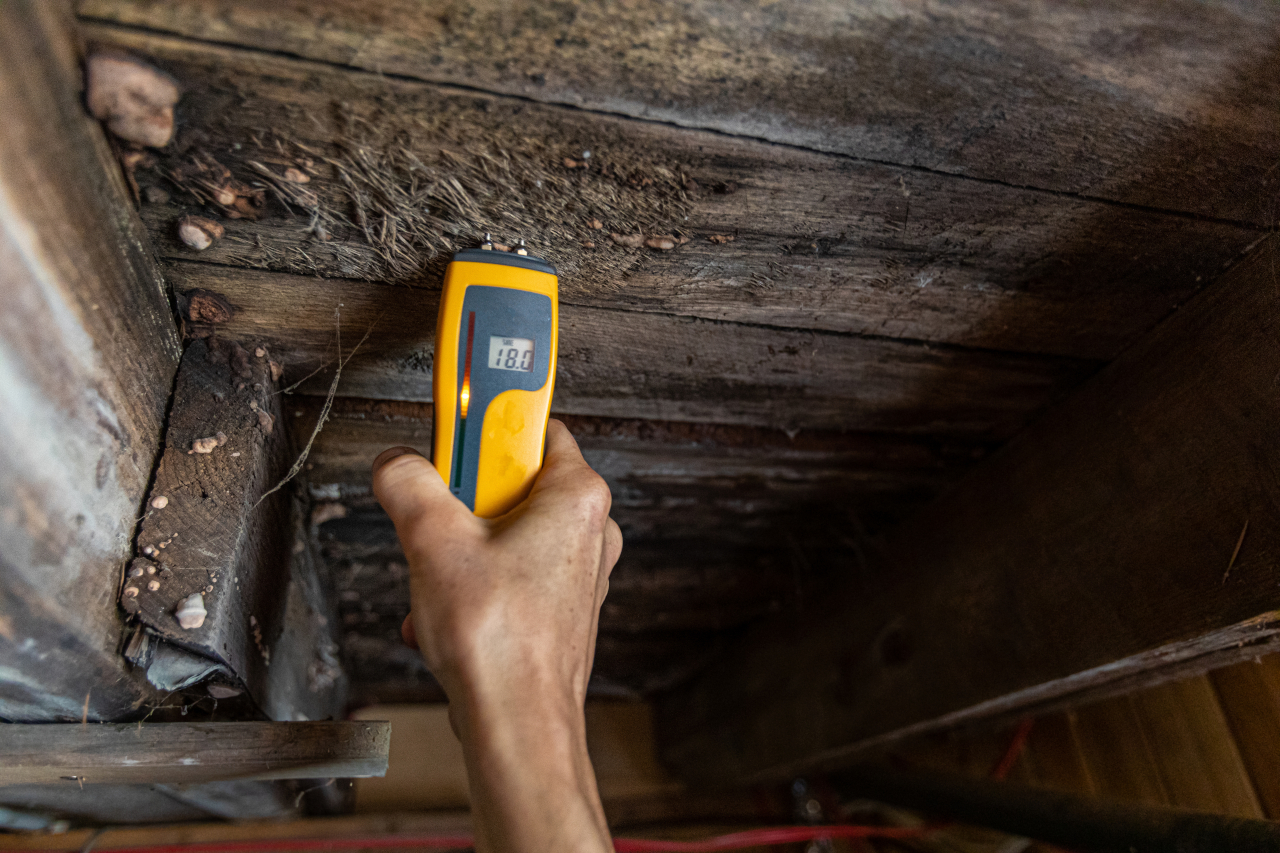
656, 234, 1280, 783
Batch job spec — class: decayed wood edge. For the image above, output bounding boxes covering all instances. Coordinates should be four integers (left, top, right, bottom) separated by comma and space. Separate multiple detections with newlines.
125, 337, 291, 702
160, 261, 1095, 438
75, 0, 1280, 225
0, 721, 390, 784
74, 20, 1265, 362
0, 0, 180, 720
655, 235, 1280, 784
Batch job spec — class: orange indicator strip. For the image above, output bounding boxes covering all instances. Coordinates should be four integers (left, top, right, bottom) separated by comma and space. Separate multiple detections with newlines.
460, 311, 475, 418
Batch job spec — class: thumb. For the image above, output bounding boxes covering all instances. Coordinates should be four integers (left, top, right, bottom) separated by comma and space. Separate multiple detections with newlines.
371, 446, 458, 530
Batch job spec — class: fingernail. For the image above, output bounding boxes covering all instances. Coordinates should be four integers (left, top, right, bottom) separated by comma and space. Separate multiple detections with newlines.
372, 446, 421, 472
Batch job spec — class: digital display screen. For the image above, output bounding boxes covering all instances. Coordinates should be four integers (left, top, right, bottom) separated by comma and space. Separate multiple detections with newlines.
488, 336, 535, 372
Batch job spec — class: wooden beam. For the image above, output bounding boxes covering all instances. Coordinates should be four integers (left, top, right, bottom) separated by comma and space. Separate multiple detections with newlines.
656, 235, 1280, 783
0, 721, 390, 784
166, 263, 1091, 438
79, 0, 1280, 225
77, 22, 1263, 361
0, 0, 180, 720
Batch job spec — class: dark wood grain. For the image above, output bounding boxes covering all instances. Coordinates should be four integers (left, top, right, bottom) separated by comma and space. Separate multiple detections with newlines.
657, 235, 1280, 783
0, 721, 390, 784
162, 262, 1094, 438
124, 338, 294, 708
78, 0, 1280, 225
0, 0, 181, 721
76, 23, 1264, 361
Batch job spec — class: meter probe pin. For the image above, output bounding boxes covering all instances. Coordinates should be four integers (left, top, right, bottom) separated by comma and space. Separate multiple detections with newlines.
481, 232, 494, 251
516, 239, 529, 256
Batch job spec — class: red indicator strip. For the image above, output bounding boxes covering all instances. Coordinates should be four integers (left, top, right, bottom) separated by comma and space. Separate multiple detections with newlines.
451, 311, 476, 490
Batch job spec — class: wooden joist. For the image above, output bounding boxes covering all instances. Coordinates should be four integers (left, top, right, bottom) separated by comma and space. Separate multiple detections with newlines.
656, 235, 1280, 782
78, 22, 1264, 362
168, 263, 1091, 438
79, 0, 1280, 225
0, 0, 180, 720
0, 721, 390, 784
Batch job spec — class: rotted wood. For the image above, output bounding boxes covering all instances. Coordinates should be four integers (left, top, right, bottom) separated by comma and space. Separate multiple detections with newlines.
166, 263, 1093, 439
122, 337, 290, 703
657, 235, 1280, 783
0, 721, 390, 784
77, 23, 1264, 361
0, 0, 180, 720
80, 0, 1280, 225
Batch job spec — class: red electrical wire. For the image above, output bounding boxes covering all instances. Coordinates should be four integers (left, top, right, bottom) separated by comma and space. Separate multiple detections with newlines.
990, 717, 1035, 781
42, 721, 1038, 853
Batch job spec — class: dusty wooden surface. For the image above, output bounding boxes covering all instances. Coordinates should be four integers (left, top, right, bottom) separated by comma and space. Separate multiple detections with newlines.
658, 235, 1280, 782
71, 23, 1268, 363
0, 0, 180, 721
79, 0, 1280, 225
0, 721, 390, 784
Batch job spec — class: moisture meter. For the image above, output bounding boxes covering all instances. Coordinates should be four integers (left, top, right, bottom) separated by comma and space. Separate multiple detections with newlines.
433, 241, 558, 518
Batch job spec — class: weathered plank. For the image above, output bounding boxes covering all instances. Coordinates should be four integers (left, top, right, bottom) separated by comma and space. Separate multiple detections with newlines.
295, 398, 984, 537
123, 338, 290, 701
79, 23, 1263, 360
657, 235, 1280, 783
165, 262, 1093, 437
79, 0, 1280, 225
0, 0, 181, 720
296, 397, 973, 699
123, 338, 347, 723
0, 721, 390, 784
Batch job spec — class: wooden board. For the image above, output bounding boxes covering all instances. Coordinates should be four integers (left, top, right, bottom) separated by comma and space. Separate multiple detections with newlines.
0, 0, 181, 720
161, 262, 1093, 438
1210, 656, 1280, 819
0, 721, 390, 784
78, 0, 1280, 225
76, 23, 1264, 361
124, 338, 290, 699
290, 395, 984, 699
657, 235, 1280, 783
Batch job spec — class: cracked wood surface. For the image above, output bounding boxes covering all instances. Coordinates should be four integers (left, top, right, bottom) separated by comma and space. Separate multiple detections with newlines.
79, 22, 1264, 361
79, 0, 1280, 225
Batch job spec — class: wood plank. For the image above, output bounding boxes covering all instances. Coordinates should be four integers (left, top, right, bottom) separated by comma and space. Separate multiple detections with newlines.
78, 22, 1262, 360
0, 721, 390, 784
0, 811, 473, 852
1210, 655, 1280, 819
78, 0, 1280, 225
1068, 696, 1171, 808
122, 337, 292, 707
656, 234, 1280, 784
1125, 676, 1262, 817
0, 0, 181, 720
163, 262, 1092, 437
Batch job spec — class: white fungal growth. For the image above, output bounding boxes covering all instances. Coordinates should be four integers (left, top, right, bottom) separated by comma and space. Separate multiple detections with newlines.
151, 495, 169, 509
175, 593, 207, 629
190, 436, 219, 454
147, 580, 160, 591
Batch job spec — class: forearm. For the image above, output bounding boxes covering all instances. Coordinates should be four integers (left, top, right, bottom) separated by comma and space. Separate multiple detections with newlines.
453, 675, 611, 853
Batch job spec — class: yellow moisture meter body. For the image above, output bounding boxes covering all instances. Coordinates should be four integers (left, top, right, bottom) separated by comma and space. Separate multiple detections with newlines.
432, 246, 559, 518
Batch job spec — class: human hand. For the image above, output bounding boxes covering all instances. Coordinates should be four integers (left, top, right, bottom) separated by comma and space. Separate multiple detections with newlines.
371, 419, 621, 853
